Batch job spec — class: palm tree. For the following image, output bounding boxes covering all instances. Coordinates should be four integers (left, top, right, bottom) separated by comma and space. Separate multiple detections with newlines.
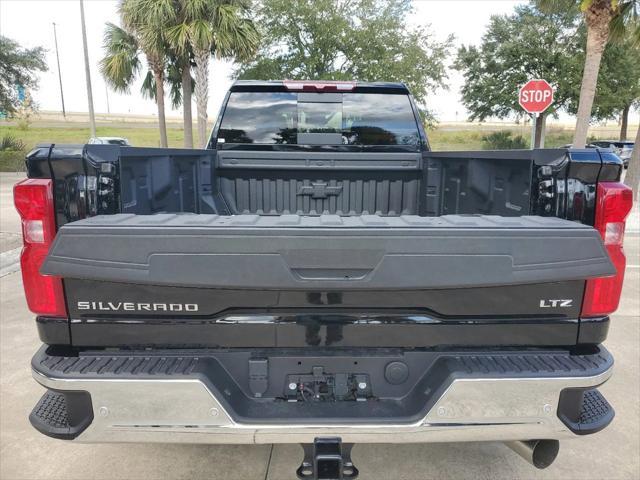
538, 0, 639, 148
166, 0, 259, 147
140, 53, 193, 139
177, 55, 194, 148
118, 0, 179, 147
99, 23, 165, 144
101, 23, 195, 148
153, 4, 197, 148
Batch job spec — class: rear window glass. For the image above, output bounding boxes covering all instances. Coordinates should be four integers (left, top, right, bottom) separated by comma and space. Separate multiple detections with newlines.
217, 92, 419, 146
217, 92, 297, 144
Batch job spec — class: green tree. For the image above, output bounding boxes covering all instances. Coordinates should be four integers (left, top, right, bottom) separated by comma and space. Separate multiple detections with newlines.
170, 53, 194, 148
139, 50, 195, 147
101, 21, 194, 147
237, 0, 452, 123
454, 5, 582, 147
166, 0, 259, 147
142, 1, 195, 147
0, 36, 47, 117
585, 39, 640, 140
98, 0, 180, 147
537, 0, 640, 148
118, 0, 177, 147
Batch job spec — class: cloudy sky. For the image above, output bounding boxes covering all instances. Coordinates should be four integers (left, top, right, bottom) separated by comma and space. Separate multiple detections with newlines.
0, 0, 526, 121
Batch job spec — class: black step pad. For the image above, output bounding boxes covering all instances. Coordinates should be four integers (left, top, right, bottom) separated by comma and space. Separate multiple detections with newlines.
29, 390, 93, 440
558, 388, 614, 435
31, 391, 70, 430
576, 389, 614, 433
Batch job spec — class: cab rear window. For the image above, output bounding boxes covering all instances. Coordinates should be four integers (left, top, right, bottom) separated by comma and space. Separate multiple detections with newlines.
217, 92, 420, 146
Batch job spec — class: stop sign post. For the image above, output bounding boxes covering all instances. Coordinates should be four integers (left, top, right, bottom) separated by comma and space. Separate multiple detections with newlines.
519, 79, 554, 148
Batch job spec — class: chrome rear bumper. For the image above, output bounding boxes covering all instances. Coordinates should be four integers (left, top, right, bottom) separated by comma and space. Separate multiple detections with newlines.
32, 363, 613, 445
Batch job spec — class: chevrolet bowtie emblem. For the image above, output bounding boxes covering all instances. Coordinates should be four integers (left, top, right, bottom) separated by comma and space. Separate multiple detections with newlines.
297, 182, 343, 199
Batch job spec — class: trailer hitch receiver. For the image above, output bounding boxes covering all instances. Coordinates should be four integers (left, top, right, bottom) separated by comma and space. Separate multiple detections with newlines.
297, 438, 358, 480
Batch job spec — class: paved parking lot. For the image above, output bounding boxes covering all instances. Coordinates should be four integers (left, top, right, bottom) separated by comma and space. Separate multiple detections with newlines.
1, 172, 638, 479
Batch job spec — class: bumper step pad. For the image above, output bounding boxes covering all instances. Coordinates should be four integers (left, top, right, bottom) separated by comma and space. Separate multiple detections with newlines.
579, 390, 614, 426
30, 391, 70, 435
558, 388, 614, 435
576, 389, 614, 434
29, 390, 93, 440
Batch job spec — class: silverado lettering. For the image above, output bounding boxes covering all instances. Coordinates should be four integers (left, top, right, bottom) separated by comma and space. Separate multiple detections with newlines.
76, 302, 199, 312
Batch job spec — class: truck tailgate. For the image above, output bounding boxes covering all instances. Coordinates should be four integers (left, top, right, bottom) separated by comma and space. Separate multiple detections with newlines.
43, 213, 613, 290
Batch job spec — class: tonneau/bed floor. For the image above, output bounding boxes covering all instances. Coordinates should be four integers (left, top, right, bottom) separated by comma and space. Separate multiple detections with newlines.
42, 214, 614, 290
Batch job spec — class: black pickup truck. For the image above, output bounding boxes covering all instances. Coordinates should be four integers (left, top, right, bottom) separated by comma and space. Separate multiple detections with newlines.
17, 81, 633, 479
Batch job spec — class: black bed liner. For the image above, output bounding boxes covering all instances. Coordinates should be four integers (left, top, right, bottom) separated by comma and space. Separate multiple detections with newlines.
42, 213, 614, 290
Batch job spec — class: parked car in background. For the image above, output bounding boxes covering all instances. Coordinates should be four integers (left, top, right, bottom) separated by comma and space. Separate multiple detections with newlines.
88, 137, 131, 146
588, 140, 634, 168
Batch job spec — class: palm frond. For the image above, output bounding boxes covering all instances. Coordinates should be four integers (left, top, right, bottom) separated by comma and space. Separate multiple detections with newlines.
189, 19, 215, 50
183, 0, 210, 22
121, 0, 177, 30
166, 58, 185, 109
610, 0, 640, 45
141, 69, 156, 101
99, 22, 141, 92
210, 3, 259, 60
166, 22, 193, 52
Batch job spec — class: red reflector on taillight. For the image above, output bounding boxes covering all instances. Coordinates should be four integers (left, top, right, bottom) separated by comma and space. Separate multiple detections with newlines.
581, 182, 633, 317
13, 179, 67, 317
283, 80, 356, 92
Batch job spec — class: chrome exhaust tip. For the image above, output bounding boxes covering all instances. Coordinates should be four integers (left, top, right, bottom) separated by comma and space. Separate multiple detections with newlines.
505, 440, 560, 469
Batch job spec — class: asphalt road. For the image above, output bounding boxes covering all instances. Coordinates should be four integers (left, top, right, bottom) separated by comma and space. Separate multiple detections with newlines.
0, 172, 638, 479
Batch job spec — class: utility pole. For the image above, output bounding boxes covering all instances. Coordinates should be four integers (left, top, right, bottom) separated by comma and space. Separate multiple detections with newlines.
52, 23, 66, 119
80, 0, 96, 137
105, 83, 110, 114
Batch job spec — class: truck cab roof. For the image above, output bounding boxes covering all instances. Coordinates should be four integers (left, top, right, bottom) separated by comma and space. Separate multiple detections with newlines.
230, 79, 410, 94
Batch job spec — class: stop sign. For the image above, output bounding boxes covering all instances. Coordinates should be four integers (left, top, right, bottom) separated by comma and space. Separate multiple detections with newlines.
519, 79, 554, 114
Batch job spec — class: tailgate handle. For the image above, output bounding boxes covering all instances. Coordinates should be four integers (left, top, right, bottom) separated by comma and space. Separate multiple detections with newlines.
290, 268, 372, 281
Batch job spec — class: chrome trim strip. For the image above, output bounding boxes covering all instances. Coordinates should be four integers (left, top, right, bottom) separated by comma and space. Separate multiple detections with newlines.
32, 366, 613, 444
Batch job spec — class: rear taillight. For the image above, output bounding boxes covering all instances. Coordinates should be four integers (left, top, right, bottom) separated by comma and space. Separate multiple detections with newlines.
581, 182, 633, 317
283, 80, 356, 92
13, 179, 67, 317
